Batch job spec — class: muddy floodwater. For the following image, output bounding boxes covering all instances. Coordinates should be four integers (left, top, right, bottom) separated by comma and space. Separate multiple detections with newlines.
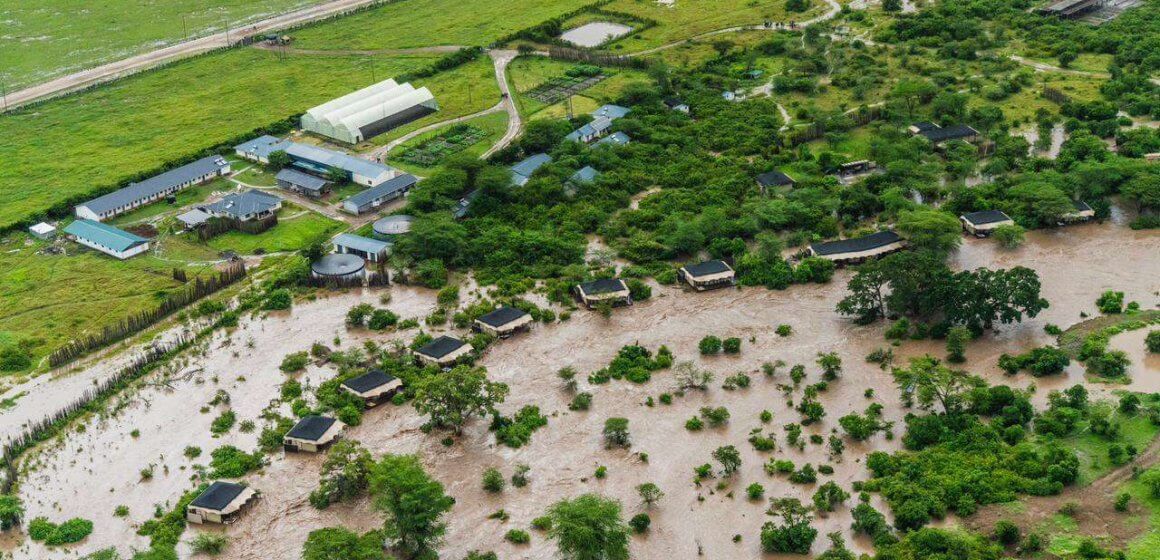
3, 220, 1157, 560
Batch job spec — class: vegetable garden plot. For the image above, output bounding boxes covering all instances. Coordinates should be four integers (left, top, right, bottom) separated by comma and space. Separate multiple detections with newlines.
399, 125, 488, 166
526, 75, 606, 104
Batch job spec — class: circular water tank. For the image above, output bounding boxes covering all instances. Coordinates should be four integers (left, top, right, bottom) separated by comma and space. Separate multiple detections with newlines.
373, 214, 414, 236
311, 253, 365, 277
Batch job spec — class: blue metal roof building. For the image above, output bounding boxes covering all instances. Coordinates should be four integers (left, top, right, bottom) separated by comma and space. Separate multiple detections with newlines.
510, 153, 552, 186
75, 156, 230, 221
341, 173, 418, 215
64, 219, 151, 259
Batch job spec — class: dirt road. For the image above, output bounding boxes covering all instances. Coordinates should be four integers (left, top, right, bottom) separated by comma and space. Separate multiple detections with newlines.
2, 0, 385, 112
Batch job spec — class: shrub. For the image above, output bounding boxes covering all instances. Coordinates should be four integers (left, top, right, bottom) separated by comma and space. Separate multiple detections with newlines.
113, 505, 129, 517
629, 513, 651, 533
1114, 492, 1131, 512
531, 516, 552, 531
699, 336, 722, 355
367, 309, 399, 330
626, 279, 652, 301
775, 324, 793, 336
1146, 330, 1160, 353
504, 529, 530, 544
722, 337, 742, 354
569, 392, 592, 411
993, 520, 1020, 546
945, 326, 970, 363
262, 288, 292, 310
209, 446, 263, 478
637, 483, 664, 507
746, 483, 766, 500
280, 351, 309, 373
685, 416, 704, 431
190, 533, 229, 555
209, 410, 237, 435
700, 406, 730, 427
511, 464, 531, 488
28, 517, 94, 545
482, 468, 505, 493
993, 224, 1025, 248
594, 466, 607, 479
789, 464, 817, 484
183, 446, 202, 459
1095, 291, 1124, 314
492, 406, 549, 448
603, 417, 631, 448
346, 303, 373, 326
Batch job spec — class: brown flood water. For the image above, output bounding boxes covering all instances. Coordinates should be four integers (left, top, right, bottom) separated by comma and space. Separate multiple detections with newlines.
3, 221, 1157, 560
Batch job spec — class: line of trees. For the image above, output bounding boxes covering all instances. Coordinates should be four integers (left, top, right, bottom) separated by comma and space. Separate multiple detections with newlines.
47, 263, 245, 367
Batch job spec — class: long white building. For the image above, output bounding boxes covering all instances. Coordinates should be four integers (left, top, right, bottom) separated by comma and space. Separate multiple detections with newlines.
301, 79, 438, 144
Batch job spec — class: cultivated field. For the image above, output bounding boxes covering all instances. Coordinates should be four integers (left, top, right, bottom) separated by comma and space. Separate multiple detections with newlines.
0, 0, 321, 89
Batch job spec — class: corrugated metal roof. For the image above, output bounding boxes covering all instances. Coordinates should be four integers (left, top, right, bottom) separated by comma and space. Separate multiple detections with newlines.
64, 219, 148, 252
595, 132, 630, 146
275, 168, 328, 191
569, 166, 600, 184
79, 156, 228, 215
285, 143, 395, 180
333, 233, 391, 255
345, 173, 418, 208
810, 231, 902, 256
234, 135, 292, 159
203, 189, 281, 218
592, 104, 631, 119
511, 153, 551, 185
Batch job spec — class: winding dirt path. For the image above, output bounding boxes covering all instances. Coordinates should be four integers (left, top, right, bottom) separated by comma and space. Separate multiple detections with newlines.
2, 0, 384, 111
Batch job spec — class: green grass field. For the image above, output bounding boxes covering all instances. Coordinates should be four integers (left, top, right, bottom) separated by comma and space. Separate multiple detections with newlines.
0, 0, 321, 89
508, 56, 650, 120
1063, 413, 1160, 485
288, 0, 594, 50
0, 48, 429, 230
606, 0, 825, 52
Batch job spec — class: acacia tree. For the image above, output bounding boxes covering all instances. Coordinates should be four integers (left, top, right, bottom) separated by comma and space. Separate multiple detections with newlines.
835, 260, 889, 323
370, 454, 455, 559
947, 267, 1048, 330
412, 366, 509, 434
891, 356, 979, 414
310, 440, 375, 509
712, 445, 742, 476
637, 483, 664, 508
816, 352, 842, 380
896, 209, 962, 256
761, 498, 817, 554
546, 494, 630, 560
891, 79, 936, 119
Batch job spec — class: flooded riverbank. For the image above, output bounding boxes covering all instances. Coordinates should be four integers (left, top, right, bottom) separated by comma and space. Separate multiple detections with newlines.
2, 220, 1156, 559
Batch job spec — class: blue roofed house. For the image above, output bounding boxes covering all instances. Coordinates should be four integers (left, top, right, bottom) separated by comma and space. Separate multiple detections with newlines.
201, 189, 283, 222
569, 166, 600, 185
75, 156, 231, 221
333, 233, 392, 263
510, 153, 552, 186
64, 219, 151, 259
342, 173, 418, 215
595, 131, 631, 147
565, 104, 631, 143
284, 143, 398, 187
234, 135, 293, 164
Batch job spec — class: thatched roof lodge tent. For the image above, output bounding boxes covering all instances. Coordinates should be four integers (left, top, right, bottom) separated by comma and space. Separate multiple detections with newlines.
187, 482, 258, 525
678, 260, 736, 291
960, 210, 1015, 237
575, 278, 632, 309
809, 231, 905, 265
415, 336, 471, 367
474, 307, 532, 338
340, 369, 402, 406
283, 416, 344, 453
1060, 201, 1096, 224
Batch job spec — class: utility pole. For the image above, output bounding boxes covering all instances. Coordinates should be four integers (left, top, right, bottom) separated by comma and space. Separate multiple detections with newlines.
223, 16, 230, 46
181, 14, 187, 40
1, 82, 7, 113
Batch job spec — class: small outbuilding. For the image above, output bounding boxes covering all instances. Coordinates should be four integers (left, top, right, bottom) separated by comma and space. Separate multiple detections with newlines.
756, 169, 795, 192
809, 231, 905, 265
960, 210, 1014, 237
575, 278, 632, 309
186, 481, 258, 525
176, 208, 212, 230
283, 416, 344, 453
332, 233, 391, 263
340, 369, 403, 406
414, 335, 471, 367
276, 168, 330, 198
1061, 200, 1096, 224
510, 153, 552, 187
595, 131, 631, 147
373, 215, 414, 237
838, 160, 876, 175
678, 260, 736, 291
474, 307, 532, 338
28, 222, 56, 240
909, 122, 979, 145
664, 98, 690, 113
311, 253, 366, 281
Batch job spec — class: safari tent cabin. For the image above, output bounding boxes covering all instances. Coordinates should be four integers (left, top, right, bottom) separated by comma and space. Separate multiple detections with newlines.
664, 98, 690, 113
339, 368, 402, 406
960, 210, 1014, 237
186, 482, 258, 525
910, 122, 979, 146
838, 160, 876, 175
474, 307, 532, 338
809, 231, 904, 265
756, 170, 795, 192
1061, 201, 1096, 224
415, 336, 471, 367
283, 416, 344, 453
1037, 0, 1100, 18
678, 260, 736, 291
575, 278, 632, 309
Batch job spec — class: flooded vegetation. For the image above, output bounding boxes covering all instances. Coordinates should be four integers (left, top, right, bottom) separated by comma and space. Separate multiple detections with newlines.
2, 221, 1154, 559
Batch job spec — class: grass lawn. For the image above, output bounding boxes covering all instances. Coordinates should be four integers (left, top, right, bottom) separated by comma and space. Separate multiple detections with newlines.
0, 234, 217, 370
233, 165, 279, 187
205, 203, 343, 255
0, 0, 320, 89
606, 0, 826, 52
508, 56, 649, 120
1060, 413, 1160, 485
0, 48, 430, 231
386, 112, 510, 175
969, 72, 1105, 126
289, 0, 594, 51
1124, 473, 1160, 559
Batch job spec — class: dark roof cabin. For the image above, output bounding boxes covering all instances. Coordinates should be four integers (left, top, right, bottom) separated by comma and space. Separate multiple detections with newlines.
474, 307, 533, 338
756, 170, 795, 192
284, 416, 344, 452
678, 260, 736, 291
340, 369, 402, 405
809, 231, 905, 265
910, 123, 979, 145
960, 210, 1014, 236
1060, 200, 1095, 223
415, 336, 471, 367
187, 481, 258, 524
575, 278, 632, 309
